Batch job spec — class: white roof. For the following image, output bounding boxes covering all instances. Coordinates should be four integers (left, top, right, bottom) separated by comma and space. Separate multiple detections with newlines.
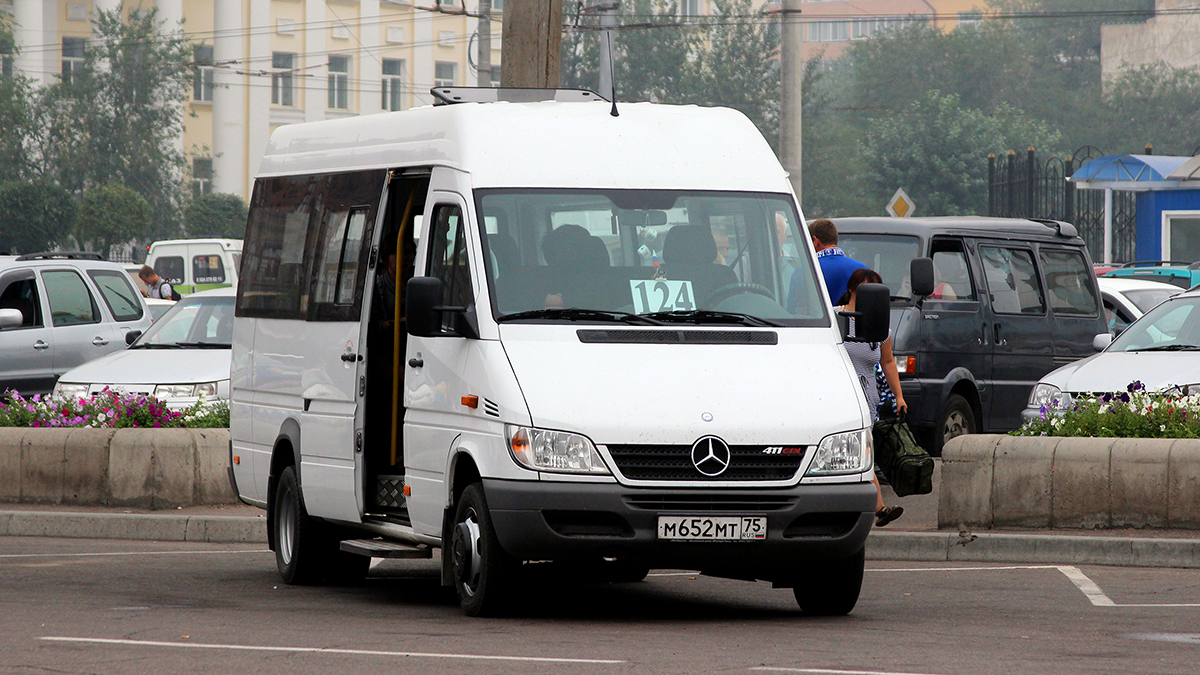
258, 101, 793, 194
1098, 276, 1185, 294
150, 238, 241, 249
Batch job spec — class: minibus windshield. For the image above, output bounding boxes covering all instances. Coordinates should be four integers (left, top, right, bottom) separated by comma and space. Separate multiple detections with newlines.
476, 189, 829, 327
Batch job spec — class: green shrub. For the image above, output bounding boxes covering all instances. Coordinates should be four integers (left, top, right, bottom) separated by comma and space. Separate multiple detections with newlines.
1013, 381, 1200, 439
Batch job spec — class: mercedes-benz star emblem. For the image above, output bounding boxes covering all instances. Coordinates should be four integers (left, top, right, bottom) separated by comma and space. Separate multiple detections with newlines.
691, 436, 732, 477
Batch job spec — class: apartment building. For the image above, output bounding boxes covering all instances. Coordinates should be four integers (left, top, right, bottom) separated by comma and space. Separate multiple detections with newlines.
1102, 0, 1200, 76
3, 0, 500, 200
798, 0, 987, 60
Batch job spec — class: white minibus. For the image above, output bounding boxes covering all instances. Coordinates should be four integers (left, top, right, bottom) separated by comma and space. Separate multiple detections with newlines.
229, 90, 890, 616
147, 238, 242, 294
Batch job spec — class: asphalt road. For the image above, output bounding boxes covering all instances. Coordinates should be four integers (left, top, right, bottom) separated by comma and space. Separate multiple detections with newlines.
1, 536, 1198, 675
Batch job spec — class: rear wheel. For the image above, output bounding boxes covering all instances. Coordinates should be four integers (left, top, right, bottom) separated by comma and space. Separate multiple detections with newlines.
607, 560, 651, 583
792, 547, 865, 616
273, 465, 325, 585
933, 393, 976, 456
451, 483, 518, 616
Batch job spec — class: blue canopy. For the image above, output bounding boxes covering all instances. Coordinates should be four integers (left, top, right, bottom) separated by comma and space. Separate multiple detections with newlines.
1070, 154, 1195, 191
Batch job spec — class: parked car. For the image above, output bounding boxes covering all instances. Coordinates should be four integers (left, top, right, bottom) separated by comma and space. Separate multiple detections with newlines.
1103, 260, 1200, 289
1097, 277, 1181, 336
145, 297, 175, 322
53, 288, 233, 409
145, 238, 242, 295
835, 217, 1107, 453
0, 252, 153, 397
1024, 288, 1200, 420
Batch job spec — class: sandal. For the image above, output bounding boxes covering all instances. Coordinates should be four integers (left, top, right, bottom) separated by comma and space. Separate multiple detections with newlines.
875, 505, 904, 527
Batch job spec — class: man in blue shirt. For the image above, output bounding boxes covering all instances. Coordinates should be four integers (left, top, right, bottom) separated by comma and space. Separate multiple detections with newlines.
794, 219, 866, 307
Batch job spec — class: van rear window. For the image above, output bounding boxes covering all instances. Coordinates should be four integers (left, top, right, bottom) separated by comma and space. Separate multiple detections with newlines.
1039, 248, 1098, 316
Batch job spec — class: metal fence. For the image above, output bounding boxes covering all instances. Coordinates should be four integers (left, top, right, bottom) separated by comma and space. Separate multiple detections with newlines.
987, 146, 1137, 263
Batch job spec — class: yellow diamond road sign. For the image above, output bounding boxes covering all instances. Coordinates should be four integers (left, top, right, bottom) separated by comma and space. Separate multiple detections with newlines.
887, 188, 914, 218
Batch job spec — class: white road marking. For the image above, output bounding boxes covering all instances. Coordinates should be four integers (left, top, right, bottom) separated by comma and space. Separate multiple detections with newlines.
1056, 566, 1116, 606
648, 572, 698, 577
0, 550, 268, 560
39, 637, 626, 665
869, 565, 1060, 573
748, 662, 955, 667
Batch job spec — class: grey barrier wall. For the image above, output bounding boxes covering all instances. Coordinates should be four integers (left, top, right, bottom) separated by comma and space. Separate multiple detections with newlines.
0, 428, 236, 509
940, 435, 1200, 530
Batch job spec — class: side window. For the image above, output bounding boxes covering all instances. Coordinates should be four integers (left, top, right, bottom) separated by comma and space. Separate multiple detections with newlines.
0, 275, 43, 330
41, 270, 100, 326
929, 239, 976, 301
1039, 248, 1098, 316
979, 246, 1045, 315
193, 255, 226, 285
154, 256, 186, 286
307, 170, 383, 321
427, 203, 473, 333
87, 270, 145, 322
1103, 299, 1135, 336
237, 175, 320, 319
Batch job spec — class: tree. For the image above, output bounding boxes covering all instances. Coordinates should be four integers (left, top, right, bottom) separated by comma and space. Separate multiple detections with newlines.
0, 21, 35, 183
74, 184, 152, 255
0, 181, 77, 254
861, 91, 1060, 216
35, 4, 191, 240
185, 193, 248, 239
1097, 63, 1200, 156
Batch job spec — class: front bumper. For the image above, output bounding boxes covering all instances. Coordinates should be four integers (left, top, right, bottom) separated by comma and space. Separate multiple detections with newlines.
483, 478, 875, 576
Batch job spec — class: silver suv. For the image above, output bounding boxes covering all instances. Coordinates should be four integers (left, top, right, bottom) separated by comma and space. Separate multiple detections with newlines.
0, 252, 153, 397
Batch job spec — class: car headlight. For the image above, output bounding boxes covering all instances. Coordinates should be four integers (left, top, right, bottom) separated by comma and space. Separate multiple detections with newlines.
1028, 383, 1063, 408
806, 428, 872, 476
54, 383, 90, 399
506, 425, 610, 475
152, 382, 220, 398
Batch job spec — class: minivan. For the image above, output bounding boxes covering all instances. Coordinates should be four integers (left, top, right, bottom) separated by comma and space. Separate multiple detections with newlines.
230, 91, 894, 616
835, 217, 1107, 452
146, 238, 242, 294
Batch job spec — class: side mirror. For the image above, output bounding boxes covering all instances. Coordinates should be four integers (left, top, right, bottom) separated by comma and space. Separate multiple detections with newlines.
842, 283, 890, 343
125, 330, 143, 346
407, 277, 443, 338
910, 257, 936, 298
0, 308, 22, 329
1093, 333, 1113, 351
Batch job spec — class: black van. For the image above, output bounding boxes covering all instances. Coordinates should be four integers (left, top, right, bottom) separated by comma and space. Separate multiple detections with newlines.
833, 217, 1107, 453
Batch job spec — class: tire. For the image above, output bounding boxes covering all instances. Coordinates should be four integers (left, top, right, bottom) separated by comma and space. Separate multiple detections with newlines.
607, 561, 651, 583
792, 547, 865, 616
450, 483, 518, 617
933, 393, 976, 456
273, 465, 326, 585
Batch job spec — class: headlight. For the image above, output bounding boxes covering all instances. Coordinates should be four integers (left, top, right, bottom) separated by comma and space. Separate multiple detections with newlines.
894, 355, 917, 374
54, 383, 90, 399
1028, 383, 1063, 408
195, 382, 219, 397
806, 428, 872, 476
155, 384, 197, 398
506, 425, 610, 475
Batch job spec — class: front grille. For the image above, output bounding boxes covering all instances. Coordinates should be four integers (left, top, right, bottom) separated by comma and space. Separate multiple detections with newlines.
625, 493, 797, 511
606, 444, 806, 481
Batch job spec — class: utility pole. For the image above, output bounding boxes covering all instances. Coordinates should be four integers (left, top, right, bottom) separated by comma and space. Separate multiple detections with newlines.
595, 1, 620, 101
478, 0, 493, 86
778, 0, 803, 201
501, 0, 564, 88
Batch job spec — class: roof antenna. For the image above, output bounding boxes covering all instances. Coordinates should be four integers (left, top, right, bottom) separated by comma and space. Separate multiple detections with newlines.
606, 25, 619, 117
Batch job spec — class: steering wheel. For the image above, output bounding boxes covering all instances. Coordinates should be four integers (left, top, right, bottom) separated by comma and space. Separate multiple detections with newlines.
703, 283, 774, 308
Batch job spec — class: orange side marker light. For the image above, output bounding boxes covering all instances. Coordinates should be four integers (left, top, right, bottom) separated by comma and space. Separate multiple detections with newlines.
461, 395, 479, 409
233, 455, 240, 465
403, 485, 411, 496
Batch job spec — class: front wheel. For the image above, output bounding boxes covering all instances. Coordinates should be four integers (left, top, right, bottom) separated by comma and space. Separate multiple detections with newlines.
451, 483, 518, 616
933, 393, 976, 456
792, 547, 865, 616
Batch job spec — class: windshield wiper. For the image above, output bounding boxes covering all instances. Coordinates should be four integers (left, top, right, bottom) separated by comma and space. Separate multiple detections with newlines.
497, 308, 665, 326
174, 342, 232, 349
128, 343, 184, 349
1132, 344, 1200, 352
643, 310, 781, 327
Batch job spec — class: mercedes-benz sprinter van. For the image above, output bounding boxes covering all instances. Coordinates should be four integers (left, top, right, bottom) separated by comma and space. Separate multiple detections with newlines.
229, 90, 887, 616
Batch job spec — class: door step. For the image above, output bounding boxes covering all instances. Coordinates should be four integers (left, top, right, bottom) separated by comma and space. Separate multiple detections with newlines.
339, 538, 432, 559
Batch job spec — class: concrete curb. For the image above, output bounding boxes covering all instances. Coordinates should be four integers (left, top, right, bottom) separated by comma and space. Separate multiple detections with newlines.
0, 510, 266, 544
867, 530, 1200, 569
3, 509, 1199, 568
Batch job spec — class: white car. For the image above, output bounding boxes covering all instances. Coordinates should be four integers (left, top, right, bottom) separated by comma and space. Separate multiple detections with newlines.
53, 287, 234, 410
1024, 287, 1200, 420
1098, 276, 1181, 335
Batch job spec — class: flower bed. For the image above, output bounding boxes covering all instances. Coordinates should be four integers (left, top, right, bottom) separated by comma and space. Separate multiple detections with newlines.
1014, 381, 1199, 439
0, 389, 229, 429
